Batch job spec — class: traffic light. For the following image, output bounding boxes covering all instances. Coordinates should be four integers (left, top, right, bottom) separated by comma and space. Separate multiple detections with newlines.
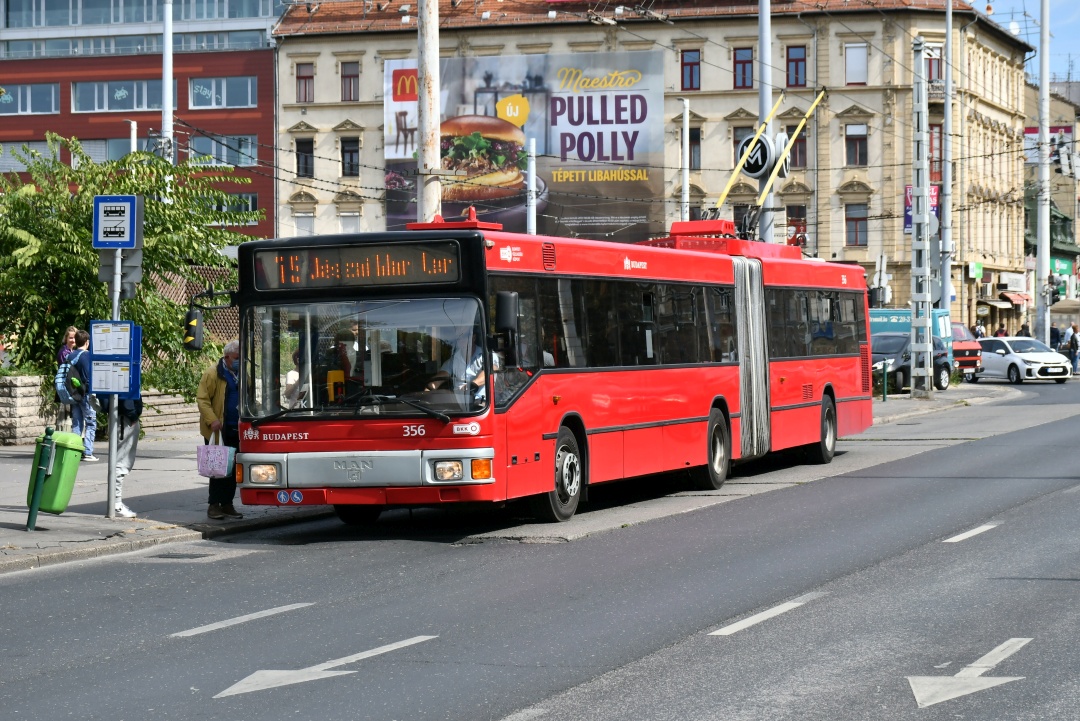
183, 307, 204, 351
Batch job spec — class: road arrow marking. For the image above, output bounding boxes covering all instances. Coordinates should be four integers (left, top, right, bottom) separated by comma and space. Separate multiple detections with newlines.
214, 634, 438, 698
907, 638, 1031, 708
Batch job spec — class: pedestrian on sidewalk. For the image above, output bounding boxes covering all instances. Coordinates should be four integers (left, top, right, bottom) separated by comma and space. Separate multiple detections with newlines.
102, 396, 142, 518
54, 326, 78, 432
1017, 323, 1032, 337
1051, 323, 1061, 350
993, 323, 1008, 337
196, 340, 243, 521
1070, 324, 1080, 374
68, 329, 98, 462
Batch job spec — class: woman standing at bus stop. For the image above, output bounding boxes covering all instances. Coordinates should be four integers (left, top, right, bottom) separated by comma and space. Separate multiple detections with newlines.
196, 340, 243, 521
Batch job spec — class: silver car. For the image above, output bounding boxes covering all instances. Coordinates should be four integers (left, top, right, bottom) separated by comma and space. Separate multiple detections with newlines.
975, 336, 1072, 384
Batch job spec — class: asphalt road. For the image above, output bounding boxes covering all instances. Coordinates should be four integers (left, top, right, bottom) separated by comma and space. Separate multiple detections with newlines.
1, 380, 1079, 720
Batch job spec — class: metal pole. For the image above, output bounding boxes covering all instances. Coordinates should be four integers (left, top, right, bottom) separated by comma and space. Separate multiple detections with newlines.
527, 138, 536, 234
680, 97, 690, 222
127, 120, 137, 154
104, 247, 122, 519
416, 0, 441, 222
758, 0, 774, 242
26, 428, 54, 531
939, 0, 953, 312
1036, 0, 1051, 343
162, 0, 174, 164
911, 37, 934, 398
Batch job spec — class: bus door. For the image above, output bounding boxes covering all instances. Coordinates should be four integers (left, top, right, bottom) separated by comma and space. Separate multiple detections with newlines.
732, 256, 771, 459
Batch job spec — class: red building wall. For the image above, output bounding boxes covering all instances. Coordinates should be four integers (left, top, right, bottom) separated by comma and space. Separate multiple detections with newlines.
0, 49, 276, 238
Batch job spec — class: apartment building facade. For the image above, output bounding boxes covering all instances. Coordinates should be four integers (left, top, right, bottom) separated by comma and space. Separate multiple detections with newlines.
0, 0, 283, 238
272, 0, 1030, 326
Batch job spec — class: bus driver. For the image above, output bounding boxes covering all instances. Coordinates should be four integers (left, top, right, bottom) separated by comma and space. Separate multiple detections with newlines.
425, 327, 491, 403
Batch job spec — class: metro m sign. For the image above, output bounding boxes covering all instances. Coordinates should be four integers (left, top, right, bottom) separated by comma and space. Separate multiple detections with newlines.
392, 69, 418, 101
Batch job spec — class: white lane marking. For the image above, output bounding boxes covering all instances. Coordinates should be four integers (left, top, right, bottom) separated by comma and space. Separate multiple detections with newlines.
170, 603, 315, 638
943, 524, 999, 543
907, 638, 1031, 708
710, 592, 826, 636
214, 635, 438, 698
499, 710, 548, 721
1062, 484, 1080, 494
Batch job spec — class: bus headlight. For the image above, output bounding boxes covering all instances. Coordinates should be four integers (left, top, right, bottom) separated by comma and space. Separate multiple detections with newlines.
434, 461, 464, 481
249, 464, 279, 484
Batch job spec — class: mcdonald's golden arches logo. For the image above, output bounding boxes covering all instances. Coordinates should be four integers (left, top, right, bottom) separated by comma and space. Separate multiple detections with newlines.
392, 69, 419, 101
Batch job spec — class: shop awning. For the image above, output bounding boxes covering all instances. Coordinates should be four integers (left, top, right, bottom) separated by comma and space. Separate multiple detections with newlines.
978, 299, 1012, 309
1000, 292, 1031, 306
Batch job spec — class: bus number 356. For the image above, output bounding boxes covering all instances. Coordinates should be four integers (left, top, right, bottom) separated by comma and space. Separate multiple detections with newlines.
403, 425, 426, 437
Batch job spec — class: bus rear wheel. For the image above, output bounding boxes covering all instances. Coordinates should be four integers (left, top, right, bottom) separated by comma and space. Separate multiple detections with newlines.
530, 427, 583, 522
334, 504, 382, 526
689, 409, 730, 490
806, 396, 837, 464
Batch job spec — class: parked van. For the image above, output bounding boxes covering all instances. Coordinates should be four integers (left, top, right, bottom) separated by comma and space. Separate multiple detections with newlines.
950, 322, 983, 381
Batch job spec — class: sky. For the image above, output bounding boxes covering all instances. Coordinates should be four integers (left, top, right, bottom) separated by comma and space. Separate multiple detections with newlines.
989, 0, 1080, 80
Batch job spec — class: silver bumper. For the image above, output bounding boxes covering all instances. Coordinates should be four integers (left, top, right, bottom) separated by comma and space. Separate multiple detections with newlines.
238, 448, 496, 488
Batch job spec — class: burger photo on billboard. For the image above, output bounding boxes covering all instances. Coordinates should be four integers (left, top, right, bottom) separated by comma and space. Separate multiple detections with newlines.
440, 115, 528, 202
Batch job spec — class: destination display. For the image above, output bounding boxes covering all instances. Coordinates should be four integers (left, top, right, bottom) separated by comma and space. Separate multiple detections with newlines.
254, 241, 460, 290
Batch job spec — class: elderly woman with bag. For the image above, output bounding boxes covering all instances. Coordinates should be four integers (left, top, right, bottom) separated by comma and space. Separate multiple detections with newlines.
196, 340, 243, 521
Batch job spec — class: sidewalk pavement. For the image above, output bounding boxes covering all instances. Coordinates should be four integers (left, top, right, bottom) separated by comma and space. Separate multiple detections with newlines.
0, 382, 1018, 574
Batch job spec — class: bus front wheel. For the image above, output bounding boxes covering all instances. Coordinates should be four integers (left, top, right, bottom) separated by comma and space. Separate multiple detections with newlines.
689, 409, 730, 490
806, 396, 837, 464
334, 504, 382, 526
530, 428, 583, 522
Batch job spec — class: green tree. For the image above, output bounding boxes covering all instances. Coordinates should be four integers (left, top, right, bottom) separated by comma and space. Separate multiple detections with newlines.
0, 133, 261, 399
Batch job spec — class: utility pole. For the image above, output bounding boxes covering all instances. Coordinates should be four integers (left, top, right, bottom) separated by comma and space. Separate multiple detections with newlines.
162, 0, 174, 164
939, 0, 953, 313
758, 0, 774, 242
911, 37, 934, 398
416, 0, 441, 222
1036, 0, 1051, 343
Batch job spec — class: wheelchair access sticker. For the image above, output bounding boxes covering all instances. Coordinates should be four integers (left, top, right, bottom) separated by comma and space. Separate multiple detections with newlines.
276, 489, 305, 504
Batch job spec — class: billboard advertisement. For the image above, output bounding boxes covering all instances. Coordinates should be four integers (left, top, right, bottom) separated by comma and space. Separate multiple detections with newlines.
383, 51, 665, 242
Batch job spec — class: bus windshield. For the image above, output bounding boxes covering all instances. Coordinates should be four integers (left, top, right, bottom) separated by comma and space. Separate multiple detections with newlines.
241, 297, 489, 420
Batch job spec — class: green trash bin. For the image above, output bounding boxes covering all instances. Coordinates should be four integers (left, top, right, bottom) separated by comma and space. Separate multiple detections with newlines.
26, 431, 85, 514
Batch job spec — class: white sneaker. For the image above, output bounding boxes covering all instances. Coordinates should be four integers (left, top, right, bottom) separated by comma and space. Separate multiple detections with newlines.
114, 503, 137, 518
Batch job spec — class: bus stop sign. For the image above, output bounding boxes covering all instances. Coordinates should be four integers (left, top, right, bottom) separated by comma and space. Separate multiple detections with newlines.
92, 195, 143, 250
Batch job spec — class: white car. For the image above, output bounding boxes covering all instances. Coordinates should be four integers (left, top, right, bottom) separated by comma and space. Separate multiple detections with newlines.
975, 336, 1072, 384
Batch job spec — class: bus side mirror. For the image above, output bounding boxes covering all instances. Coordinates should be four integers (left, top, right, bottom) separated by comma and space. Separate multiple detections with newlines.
183, 307, 204, 351
495, 290, 520, 366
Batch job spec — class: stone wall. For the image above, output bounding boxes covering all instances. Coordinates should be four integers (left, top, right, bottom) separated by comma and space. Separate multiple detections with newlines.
0, 375, 199, 445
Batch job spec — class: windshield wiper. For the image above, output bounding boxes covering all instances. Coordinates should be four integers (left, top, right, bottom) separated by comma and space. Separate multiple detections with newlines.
251, 407, 315, 428
350, 392, 451, 424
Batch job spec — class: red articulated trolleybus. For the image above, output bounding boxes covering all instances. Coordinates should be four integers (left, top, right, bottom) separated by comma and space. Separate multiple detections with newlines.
232, 214, 873, 524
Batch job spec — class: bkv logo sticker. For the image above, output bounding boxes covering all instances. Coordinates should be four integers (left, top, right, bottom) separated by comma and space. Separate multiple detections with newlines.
392, 69, 418, 101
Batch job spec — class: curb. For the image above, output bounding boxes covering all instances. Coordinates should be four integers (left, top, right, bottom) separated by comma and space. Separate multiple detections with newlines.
0, 527, 202, 574
0, 508, 336, 575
